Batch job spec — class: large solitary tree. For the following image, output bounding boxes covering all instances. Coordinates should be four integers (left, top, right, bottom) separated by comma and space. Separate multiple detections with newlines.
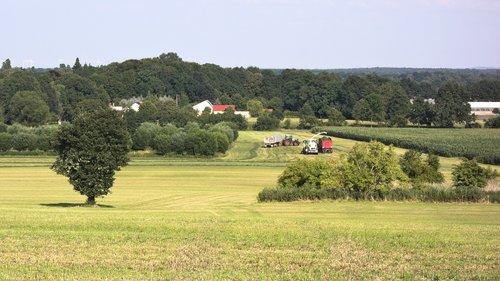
51, 109, 130, 205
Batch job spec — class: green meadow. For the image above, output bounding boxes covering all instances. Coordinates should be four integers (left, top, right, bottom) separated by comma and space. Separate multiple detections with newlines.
1, 131, 499, 280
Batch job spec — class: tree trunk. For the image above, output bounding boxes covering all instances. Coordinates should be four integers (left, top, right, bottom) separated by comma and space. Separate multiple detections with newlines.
86, 196, 96, 206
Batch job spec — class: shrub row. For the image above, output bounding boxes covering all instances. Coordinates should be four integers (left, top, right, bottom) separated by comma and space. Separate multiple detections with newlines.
258, 186, 497, 203
132, 121, 238, 156
0, 124, 58, 152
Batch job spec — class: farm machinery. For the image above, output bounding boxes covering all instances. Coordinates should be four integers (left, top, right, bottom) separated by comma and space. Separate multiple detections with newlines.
302, 131, 332, 154
263, 134, 283, 147
264, 134, 300, 147
318, 137, 333, 153
282, 134, 300, 146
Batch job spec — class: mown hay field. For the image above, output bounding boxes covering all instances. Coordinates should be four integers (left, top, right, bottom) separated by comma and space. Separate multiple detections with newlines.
1, 131, 499, 280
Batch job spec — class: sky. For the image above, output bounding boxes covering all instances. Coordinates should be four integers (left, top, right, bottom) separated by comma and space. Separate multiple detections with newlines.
1, 0, 499, 69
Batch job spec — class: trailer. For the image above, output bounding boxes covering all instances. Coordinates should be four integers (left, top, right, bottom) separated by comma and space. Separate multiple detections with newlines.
263, 134, 283, 147
318, 137, 333, 153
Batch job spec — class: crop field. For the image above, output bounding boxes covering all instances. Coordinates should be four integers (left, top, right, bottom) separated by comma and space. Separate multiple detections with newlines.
1, 132, 500, 280
322, 127, 500, 165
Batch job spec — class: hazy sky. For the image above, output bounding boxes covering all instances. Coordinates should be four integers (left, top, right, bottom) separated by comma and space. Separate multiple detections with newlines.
2, 0, 499, 69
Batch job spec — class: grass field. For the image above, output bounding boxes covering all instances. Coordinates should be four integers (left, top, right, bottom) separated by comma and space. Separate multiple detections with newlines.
1, 132, 499, 280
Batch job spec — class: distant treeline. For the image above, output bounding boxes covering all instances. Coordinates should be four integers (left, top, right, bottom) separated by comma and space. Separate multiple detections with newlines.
1, 54, 499, 127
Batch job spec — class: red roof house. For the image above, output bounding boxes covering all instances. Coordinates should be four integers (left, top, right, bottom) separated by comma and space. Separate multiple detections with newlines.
212, 104, 236, 112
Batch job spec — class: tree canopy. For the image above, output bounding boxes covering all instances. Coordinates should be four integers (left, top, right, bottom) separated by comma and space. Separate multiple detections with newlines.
51, 109, 130, 205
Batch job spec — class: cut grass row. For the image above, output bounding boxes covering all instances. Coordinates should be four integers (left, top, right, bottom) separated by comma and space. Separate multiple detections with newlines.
321, 127, 500, 164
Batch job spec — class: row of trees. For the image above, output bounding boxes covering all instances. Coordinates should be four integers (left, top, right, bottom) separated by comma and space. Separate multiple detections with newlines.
1, 55, 499, 128
132, 122, 238, 156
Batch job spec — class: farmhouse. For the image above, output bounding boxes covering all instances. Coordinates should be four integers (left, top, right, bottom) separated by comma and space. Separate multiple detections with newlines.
110, 102, 141, 112
468, 102, 500, 116
192, 100, 251, 118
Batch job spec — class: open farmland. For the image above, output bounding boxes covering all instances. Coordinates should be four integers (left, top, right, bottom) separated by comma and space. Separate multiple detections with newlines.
1, 131, 500, 280
322, 127, 500, 165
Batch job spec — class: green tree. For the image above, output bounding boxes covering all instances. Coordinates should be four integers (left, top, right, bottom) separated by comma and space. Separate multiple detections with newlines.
254, 113, 280, 131
399, 150, 444, 184
435, 83, 471, 127
452, 159, 491, 189
365, 93, 385, 123
409, 97, 435, 127
8, 91, 50, 126
341, 141, 408, 193
72, 57, 82, 72
384, 84, 409, 127
352, 99, 370, 122
1, 58, 12, 70
326, 107, 346, 126
51, 109, 130, 205
246, 99, 264, 117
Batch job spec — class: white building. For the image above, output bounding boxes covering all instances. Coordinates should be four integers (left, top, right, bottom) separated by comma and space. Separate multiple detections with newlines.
192, 100, 251, 119
468, 102, 500, 116
192, 100, 213, 114
130, 102, 141, 112
111, 104, 124, 112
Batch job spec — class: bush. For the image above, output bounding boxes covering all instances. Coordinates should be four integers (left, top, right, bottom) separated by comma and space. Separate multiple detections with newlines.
452, 159, 489, 188
212, 132, 230, 153
278, 159, 340, 189
298, 115, 320, 129
258, 185, 495, 203
132, 122, 162, 150
484, 116, 500, 128
189, 130, 217, 156
0, 133, 12, 151
341, 141, 408, 192
170, 131, 188, 154
399, 150, 444, 184
209, 123, 235, 143
12, 133, 38, 151
253, 114, 280, 131
153, 134, 173, 155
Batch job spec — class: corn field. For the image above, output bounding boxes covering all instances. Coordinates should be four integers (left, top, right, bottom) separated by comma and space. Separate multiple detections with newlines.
322, 127, 500, 165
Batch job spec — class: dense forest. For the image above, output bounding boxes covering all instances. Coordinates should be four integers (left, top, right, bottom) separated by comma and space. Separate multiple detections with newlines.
1, 53, 499, 128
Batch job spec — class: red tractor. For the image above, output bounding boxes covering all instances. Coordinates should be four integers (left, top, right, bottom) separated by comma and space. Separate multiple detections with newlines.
318, 137, 333, 153
282, 134, 300, 146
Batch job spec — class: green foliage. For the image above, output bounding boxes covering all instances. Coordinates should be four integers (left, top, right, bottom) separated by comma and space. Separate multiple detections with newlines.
399, 150, 444, 184
51, 109, 130, 205
253, 114, 280, 131
409, 97, 435, 127
452, 159, 491, 189
258, 185, 494, 203
322, 127, 500, 165
434, 83, 472, 127
278, 159, 340, 189
11, 133, 38, 151
132, 122, 162, 150
326, 107, 346, 126
484, 116, 500, 128
341, 142, 408, 192
0, 133, 12, 151
8, 91, 50, 126
246, 99, 264, 117
273, 141, 408, 201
